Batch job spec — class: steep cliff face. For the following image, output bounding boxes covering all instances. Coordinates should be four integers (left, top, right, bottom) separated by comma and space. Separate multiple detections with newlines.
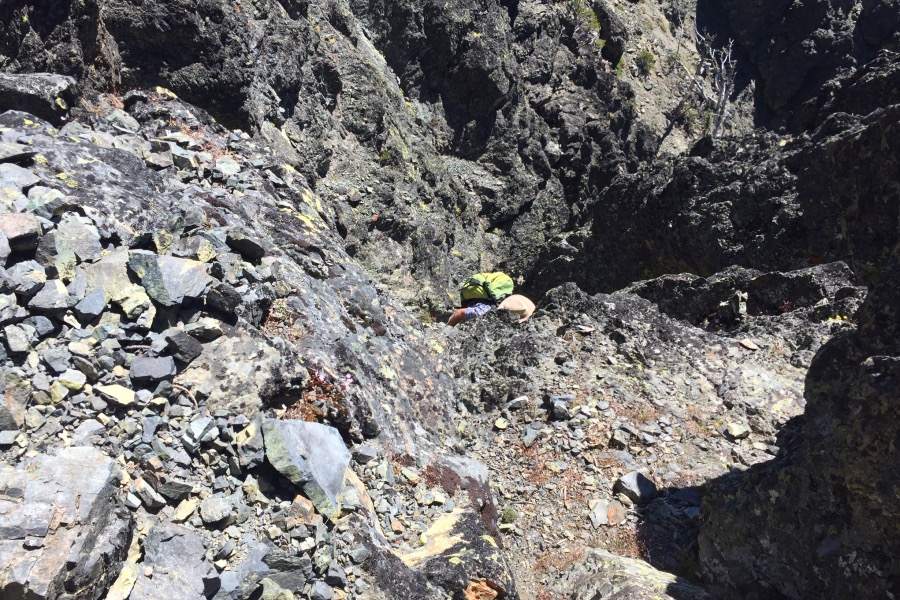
707, 0, 900, 126
1, 0, 660, 311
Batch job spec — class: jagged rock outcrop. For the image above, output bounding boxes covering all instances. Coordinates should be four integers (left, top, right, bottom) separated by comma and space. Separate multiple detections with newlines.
709, 0, 900, 124
1, 0, 899, 598
697, 256, 900, 599
531, 50, 900, 294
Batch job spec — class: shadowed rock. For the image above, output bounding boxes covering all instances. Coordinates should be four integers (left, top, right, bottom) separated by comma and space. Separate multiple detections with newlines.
699, 258, 900, 598
130, 522, 220, 599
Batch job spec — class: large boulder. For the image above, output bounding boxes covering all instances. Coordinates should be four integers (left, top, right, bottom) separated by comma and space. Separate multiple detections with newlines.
262, 419, 350, 521
0, 447, 132, 599
175, 330, 306, 417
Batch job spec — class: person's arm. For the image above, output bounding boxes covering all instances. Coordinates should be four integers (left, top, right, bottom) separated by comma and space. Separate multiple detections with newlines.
447, 308, 467, 326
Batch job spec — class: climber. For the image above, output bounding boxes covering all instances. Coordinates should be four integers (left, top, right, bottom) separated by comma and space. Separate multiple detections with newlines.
447, 272, 535, 325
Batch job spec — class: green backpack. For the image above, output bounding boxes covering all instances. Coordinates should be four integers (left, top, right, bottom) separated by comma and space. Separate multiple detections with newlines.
460, 272, 515, 304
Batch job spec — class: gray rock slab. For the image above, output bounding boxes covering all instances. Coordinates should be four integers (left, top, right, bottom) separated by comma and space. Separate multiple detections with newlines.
80, 249, 130, 300
25, 187, 68, 219
56, 213, 102, 262
0, 447, 131, 600
214, 543, 270, 600
262, 419, 350, 521
200, 495, 235, 525
130, 522, 220, 600
73, 287, 107, 322
6, 259, 46, 296
164, 329, 205, 364
177, 331, 303, 416
0, 163, 41, 192
0, 369, 31, 430
0, 142, 37, 164
28, 279, 75, 311
614, 471, 658, 504
0, 231, 8, 266
225, 231, 267, 260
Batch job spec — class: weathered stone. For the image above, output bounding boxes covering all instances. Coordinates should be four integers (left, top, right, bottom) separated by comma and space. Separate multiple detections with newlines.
0, 212, 41, 251
397, 509, 516, 599
25, 187, 67, 219
207, 282, 242, 314
724, 422, 751, 440
225, 231, 267, 260
133, 477, 166, 509
164, 330, 205, 364
113, 283, 154, 324
262, 419, 351, 521
214, 156, 241, 177
128, 251, 213, 306
73, 287, 108, 322
5, 260, 46, 296
0, 142, 37, 164
550, 549, 711, 599
214, 543, 270, 600
0, 232, 9, 266
176, 331, 304, 416
200, 495, 234, 525
95, 384, 136, 408
4, 323, 33, 353
56, 213, 102, 262
310, 581, 335, 600
28, 279, 74, 311
81, 249, 130, 299
57, 369, 86, 390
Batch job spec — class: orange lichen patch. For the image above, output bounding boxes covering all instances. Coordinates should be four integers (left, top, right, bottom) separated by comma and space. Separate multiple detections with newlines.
464, 578, 506, 600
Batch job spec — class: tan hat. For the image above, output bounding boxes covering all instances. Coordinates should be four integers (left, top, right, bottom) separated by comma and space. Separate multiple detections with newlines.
498, 294, 536, 323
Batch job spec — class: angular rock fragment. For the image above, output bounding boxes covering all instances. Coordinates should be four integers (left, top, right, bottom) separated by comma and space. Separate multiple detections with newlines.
614, 471, 658, 504
28, 279, 75, 311
128, 251, 213, 306
129, 355, 177, 384
0, 212, 41, 251
73, 287, 107, 322
0, 142, 37, 164
226, 231, 267, 260
176, 331, 304, 416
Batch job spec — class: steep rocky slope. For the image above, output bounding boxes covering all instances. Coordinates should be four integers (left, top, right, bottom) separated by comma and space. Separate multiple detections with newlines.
1, 0, 899, 599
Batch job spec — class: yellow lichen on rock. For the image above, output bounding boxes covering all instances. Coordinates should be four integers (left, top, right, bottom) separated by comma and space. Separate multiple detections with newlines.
399, 508, 467, 568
